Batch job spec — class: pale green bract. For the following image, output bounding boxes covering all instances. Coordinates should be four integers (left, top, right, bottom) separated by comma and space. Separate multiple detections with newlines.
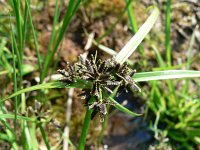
115, 7, 160, 64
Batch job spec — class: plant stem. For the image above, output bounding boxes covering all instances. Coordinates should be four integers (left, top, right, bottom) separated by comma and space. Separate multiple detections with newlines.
39, 123, 51, 150
78, 108, 92, 150
25, 0, 42, 77
11, 33, 18, 130
166, 0, 171, 66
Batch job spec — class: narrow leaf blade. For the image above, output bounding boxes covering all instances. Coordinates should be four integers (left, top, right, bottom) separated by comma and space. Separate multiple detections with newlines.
133, 70, 200, 82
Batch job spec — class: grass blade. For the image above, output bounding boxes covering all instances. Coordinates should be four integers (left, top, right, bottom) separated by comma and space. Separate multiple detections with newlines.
108, 97, 142, 116
25, 0, 42, 76
152, 45, 165, 67
22, 0, 28, 52
39, 123, 51, 150
115, 7, 160, 64
12, 0, 23, 58
133, 70, 200, 82
0, 82, 65, 102
166, 0, 171, 66
125, 0, 145, 58
0, 80, 92, 103
182, 25, 198, 94
0, 114, 35, 122
11, 30, 18, 130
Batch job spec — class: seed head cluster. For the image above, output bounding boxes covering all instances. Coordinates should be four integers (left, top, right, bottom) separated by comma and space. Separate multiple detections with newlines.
58, 54, 140, 121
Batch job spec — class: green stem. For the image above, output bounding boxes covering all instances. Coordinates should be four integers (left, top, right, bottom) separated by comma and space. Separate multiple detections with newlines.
78, 108, 92, 150
166, 0, 171, 66
25, 0, 42, 77
11, 33, 18, 130
165, 0, 176, 103
39, 123, 51, 150
13, 0, 23, 59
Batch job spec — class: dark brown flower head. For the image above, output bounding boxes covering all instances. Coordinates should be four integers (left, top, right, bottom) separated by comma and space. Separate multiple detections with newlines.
58, 53, 141, 121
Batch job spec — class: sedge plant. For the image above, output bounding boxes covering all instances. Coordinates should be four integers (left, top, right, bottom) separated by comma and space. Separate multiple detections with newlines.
0, 1, 200, 150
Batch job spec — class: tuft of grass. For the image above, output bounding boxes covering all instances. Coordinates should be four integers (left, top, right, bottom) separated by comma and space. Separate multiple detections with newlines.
41, 0, 81, 83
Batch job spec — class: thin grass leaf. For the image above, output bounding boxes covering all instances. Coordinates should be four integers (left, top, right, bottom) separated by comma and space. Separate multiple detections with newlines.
11, 30, 18, 130
10, 16, 23, 97
92, 39, 117, 56
10, 19, 26, 117
0, 82, 65, 103
153, 64, 187, 71
23, 121, 33, 150
46, 0, 59, 55
115, 7, 160, 64
22, 0, 28, 52
25, 0, 42, 76
164, 0, 177, 101
12, 0, 23, 59
90, 37, 133, 65
39, 123, 51, 150
165, 0, 171, 66
152, 44, 176, 101
125, 0, 145, 58
182, 25, 198, 94
152, 45, 165, 67
108, 97, 142, 116
149, 81, 166, 113
0, 114, 35, 122
133, 70, 200, 82
29, 123, 39, 150
0, 80, 92, 103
